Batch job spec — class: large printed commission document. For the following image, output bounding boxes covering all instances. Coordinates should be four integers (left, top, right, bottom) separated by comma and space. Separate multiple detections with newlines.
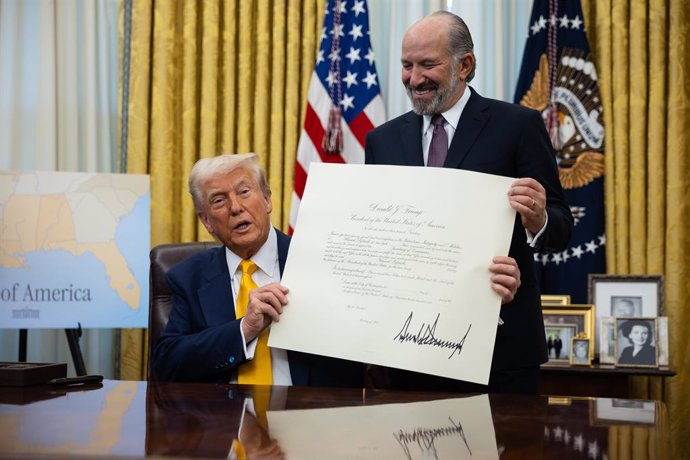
269, 163, 515, 384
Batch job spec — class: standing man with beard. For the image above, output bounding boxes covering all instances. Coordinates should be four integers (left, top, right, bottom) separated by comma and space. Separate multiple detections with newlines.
365, 11, 572, 394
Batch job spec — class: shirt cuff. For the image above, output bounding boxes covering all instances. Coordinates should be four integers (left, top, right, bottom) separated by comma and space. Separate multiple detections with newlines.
525, 212, 548, 247
239, 317, 257, 360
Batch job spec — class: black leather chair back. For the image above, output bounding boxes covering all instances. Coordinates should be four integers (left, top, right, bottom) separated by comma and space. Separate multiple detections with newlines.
148, 242, 222, 379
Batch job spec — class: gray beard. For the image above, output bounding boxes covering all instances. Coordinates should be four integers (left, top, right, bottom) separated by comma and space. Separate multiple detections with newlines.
406, 74, 461, 115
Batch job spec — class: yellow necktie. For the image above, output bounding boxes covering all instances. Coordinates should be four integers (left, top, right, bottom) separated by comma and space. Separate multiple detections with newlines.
230, 390, 273, 460
236, 260, 273, 385
230, 439, 246, 460
252, 387, 271, 430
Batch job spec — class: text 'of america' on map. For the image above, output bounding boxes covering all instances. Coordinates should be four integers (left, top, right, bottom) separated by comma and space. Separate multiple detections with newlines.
0, 171, 150, 329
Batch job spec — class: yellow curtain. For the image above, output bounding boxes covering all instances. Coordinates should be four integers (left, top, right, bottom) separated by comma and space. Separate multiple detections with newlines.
582, 1, 690, 458
117, 0, 326, 380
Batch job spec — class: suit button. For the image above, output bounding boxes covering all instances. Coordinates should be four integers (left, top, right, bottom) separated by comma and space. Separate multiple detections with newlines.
229, 356, 235, 363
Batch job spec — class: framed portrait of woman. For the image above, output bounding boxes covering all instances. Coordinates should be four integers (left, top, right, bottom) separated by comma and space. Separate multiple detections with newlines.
588, 274, 664, 359
614, 317, 658, 368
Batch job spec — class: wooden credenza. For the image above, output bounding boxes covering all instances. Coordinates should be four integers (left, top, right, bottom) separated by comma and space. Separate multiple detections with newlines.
539, 364, 675, 398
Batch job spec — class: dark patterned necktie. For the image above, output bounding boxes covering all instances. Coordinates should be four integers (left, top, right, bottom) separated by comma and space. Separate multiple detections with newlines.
428, 113, 448, 167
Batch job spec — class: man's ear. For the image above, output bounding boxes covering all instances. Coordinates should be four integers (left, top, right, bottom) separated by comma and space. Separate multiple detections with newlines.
458, 53, 474, 80
264, 194, 273, 214
198, 212, 214, 234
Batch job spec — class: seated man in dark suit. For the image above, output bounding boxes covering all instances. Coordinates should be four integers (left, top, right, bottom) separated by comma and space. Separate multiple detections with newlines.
151, 152, 362, 387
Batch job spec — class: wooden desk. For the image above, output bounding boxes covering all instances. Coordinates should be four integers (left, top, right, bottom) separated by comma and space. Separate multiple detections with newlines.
0, 380, 670, 459
539, 365, 675, 398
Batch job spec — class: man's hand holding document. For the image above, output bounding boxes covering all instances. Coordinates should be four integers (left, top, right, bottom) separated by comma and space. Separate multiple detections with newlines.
269, 163, 516, 384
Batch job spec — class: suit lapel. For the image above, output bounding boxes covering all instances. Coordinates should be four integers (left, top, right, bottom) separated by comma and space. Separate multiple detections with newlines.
197, 247, 234, 326
445, 88, 490, 169
276, 229, 290, 276
400, 112, 424, 166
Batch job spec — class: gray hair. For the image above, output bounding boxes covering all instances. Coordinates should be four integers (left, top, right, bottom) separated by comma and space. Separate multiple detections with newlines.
188, 153, 271, 212
429, 10, 476, 83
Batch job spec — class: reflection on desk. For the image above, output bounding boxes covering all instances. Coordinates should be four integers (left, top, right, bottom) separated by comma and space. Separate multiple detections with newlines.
0, 380, 670, 459
268, 395, 497, 458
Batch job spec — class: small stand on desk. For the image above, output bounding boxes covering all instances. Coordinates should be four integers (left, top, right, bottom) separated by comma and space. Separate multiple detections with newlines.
17, 323, 88, 376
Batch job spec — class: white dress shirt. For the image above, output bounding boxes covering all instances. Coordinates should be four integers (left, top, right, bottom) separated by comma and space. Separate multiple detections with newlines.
225, 227, 292, 385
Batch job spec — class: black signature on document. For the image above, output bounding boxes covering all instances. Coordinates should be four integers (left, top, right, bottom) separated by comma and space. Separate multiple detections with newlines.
393, 312, 471, 359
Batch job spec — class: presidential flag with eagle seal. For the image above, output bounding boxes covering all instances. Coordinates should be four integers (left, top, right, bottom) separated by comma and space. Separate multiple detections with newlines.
514, 0, 605, 303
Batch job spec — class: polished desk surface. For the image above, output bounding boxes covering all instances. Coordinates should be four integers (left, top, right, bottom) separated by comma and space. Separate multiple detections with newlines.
0, 380, 669, 459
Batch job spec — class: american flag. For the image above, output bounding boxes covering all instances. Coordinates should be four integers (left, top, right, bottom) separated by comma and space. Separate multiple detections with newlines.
289, 0, 386, 233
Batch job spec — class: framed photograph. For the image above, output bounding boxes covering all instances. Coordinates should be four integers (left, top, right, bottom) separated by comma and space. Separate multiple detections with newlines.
614, 317, 658, 368
610, 296, 643, 316
542, 304, 595, 339
540, 295, 571, 306
591, 398, 656, 426
598, 317, 616, 364
545, 324, 577, 363
588, 274, 664, 357
657, 316, 669, 366
570, 338, 591, 365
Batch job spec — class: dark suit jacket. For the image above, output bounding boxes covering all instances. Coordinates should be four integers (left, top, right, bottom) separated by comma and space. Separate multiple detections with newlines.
365, 88, 572, 376
151, 229, 363, 387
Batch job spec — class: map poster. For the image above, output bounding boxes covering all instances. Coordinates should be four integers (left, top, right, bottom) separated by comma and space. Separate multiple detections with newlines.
0, 171, 150, 329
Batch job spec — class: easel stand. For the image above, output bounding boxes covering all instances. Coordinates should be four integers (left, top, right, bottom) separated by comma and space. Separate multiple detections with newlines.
65, 325, 87, 375
18, 329, 27, 361
18, 324, 87, 376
